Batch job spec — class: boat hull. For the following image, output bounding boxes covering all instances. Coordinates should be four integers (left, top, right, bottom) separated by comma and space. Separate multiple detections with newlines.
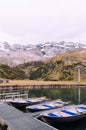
27, 107, 55, 112
41, 113, 86, 125
26, 100, 70, 112
8, 101, 46, 109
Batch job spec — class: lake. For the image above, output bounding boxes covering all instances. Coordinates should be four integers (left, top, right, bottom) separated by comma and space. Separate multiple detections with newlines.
0, 87, 86, 130
28, 87, 86, 130
28, 87, 86, 105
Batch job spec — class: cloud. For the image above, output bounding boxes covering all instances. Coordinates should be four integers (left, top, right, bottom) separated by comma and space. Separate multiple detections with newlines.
0, 0, 86, 44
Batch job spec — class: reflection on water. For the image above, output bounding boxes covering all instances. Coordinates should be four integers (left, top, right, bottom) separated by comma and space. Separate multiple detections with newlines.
52, 119, 86, 130
0, 124, 5, 130
1, 87, 86, 105
28, 87, 86, 130
28, 87, 86, 105
0, 87, 86, 130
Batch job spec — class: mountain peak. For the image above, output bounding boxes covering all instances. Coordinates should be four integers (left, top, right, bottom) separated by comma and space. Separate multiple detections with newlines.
0, 41, 86, 66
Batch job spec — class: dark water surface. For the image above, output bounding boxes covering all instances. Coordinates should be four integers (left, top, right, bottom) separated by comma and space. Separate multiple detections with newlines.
0, 87, 86, 130
28, 87, 86, 104
28, 87, 86, 130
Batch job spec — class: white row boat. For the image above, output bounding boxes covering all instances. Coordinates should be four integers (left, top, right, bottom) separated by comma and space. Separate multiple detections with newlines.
26, 99, 70, 112
40, 104, 86, 126
7, 96, 49, 109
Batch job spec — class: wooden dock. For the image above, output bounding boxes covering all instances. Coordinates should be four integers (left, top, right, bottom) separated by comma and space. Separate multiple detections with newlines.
0, 103, 57, 130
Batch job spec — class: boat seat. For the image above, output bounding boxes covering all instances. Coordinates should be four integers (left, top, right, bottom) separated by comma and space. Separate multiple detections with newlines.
48, 112, 59, 117
55, 101, 63, 104
61, 110, 78, 116
26, 99, 33, 102
77, 106, 86, 110
76, 106, 86, 114
42, 104, 55, 108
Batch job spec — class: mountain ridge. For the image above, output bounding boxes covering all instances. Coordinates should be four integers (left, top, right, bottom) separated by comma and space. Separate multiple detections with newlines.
0, 49, 86, 81
0, 41, 86, 66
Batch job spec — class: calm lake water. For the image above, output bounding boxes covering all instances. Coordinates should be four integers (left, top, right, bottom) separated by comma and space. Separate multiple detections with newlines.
0, 87, 86, 130
28, 87, 86, 130
28, 87, 86, 105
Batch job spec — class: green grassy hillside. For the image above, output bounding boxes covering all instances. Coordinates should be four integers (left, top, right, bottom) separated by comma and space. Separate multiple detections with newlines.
0, 64, 25, 79
26, 50, 86, 81
0, 49, 86, 81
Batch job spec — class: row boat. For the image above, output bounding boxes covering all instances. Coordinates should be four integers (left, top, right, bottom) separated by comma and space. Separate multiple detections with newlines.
7, 96, 49, 109
26, 99, 70, 112
40, 104, 86, 126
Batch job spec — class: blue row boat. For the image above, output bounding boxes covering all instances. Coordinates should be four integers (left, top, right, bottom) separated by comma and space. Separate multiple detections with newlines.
7, 96, 49, 109
26, 99, 70, 112
40, 104, 86, 126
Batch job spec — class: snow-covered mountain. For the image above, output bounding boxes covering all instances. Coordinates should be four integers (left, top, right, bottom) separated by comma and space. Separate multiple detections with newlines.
0, 41, 86, 66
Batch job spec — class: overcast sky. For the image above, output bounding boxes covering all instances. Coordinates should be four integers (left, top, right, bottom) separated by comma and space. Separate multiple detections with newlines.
0, 0, 86, 45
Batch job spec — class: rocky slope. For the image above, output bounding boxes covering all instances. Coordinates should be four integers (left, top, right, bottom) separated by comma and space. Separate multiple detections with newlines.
0, 49, 86, 81
0, 41, 86, 66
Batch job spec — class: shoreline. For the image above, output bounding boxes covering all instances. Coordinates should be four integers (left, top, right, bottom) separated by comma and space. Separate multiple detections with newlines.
0, 80, 86, 90
0, 80, 86, 85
